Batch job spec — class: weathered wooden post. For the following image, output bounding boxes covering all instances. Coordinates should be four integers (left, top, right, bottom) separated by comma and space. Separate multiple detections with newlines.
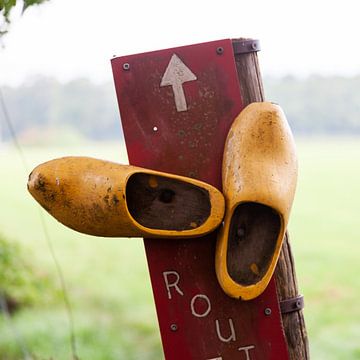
111, 38, 309, 359
232, 40, 309, 359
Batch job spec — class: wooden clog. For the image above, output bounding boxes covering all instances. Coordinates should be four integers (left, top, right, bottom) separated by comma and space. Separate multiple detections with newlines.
28, 157, 225, 238
216, 102, 298, 300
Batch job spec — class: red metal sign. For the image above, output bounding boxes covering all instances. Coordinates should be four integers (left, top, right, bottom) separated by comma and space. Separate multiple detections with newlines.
112, 39, 288, 359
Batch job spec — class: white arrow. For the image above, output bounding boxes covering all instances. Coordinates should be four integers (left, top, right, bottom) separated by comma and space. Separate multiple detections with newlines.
160, 54, 197, 112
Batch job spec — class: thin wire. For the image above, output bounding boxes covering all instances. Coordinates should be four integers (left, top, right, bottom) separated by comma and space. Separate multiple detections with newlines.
0, 87, 79, 359
38, 210, 78, 359
0, 88, 31, 360
0, 88, 29, 171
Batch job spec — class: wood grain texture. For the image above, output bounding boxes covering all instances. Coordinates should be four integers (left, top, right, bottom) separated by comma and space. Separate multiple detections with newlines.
232, 38, 309, 360
275, 233, 310, 359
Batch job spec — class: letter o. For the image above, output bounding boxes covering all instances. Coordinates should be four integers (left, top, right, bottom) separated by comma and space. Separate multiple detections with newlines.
190, 294, 211, 318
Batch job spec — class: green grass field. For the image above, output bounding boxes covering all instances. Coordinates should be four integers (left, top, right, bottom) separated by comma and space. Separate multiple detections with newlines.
0, 138, 359, 359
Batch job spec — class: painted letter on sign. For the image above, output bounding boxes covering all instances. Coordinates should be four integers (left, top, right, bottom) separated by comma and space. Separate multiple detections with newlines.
215, 318, 236, 343
238, 345, 255, 360
163, 271, 184, 299
190, 294, 211, 318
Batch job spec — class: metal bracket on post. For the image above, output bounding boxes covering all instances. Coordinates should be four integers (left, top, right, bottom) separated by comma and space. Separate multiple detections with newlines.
232, 39, 261, 55
280, 295, 305, 314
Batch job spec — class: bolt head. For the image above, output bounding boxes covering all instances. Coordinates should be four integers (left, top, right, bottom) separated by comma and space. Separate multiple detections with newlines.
216, 47, 224, 55
264, 307, 272, 316
170, 323, 178, 331
123, 63, 130, 71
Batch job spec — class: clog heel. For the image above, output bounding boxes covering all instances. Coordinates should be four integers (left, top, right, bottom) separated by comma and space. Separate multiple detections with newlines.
216, 102, 298, 300
28, 156, 225, 238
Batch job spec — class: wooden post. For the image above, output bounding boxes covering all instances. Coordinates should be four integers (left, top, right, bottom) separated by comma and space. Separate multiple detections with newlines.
232, 38, 309, 360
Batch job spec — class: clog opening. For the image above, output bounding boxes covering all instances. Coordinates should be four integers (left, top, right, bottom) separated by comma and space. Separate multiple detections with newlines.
226, 202, 281, 286
126, 173, 211, 231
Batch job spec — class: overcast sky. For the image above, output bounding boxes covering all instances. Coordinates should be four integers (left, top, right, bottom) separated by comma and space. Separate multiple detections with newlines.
1, 0, 359, 86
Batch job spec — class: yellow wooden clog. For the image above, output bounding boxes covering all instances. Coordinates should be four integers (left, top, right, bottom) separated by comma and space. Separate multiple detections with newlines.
216, 102, 298, 300
28, 156, 225, 238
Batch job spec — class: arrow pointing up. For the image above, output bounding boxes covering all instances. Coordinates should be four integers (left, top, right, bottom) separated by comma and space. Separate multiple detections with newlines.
160, 54, 197, 112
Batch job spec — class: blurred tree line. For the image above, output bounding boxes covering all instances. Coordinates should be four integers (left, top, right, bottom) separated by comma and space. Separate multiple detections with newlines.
1, 77, 123, 143
1, 74, 359, 143
264, 75, 360, 134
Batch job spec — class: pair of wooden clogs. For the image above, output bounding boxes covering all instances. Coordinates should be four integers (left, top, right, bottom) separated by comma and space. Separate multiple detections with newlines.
28, 102, 298, 301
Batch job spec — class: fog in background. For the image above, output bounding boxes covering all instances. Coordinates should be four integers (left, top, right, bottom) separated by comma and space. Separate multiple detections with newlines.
1, 0, 360, 144
1, 75, 360, 145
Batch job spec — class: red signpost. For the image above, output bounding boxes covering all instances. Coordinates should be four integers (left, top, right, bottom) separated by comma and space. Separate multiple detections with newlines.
112, 39, 289, 359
